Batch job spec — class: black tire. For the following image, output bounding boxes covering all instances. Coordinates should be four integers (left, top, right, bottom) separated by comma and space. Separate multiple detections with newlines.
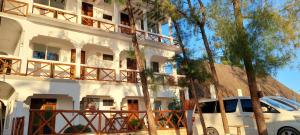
277, 127, 300, 135
207, 127, 219, 135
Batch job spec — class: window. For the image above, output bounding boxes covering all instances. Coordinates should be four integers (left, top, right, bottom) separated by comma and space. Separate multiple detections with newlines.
140, 19, 144, 30
103, 99, 114, 106
241, 99, 253, 112
121, 13, 130, 26
154, 100, 162, 110
81, 97, 100, 110
223, 99, 238, 113
200, 99, 238, 113
33, 44, 60, 61
103, 14, 112, 21
34, 0, 65, 9
261, 102, 279, 113
103, 54, 113, 61
201, 101, 217, 113
151, 62, 159, 72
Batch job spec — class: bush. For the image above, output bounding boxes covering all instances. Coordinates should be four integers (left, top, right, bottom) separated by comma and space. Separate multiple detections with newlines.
64, 124, 91, 133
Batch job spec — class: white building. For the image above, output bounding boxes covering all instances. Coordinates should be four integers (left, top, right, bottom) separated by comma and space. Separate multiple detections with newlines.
0, 0, 188, 134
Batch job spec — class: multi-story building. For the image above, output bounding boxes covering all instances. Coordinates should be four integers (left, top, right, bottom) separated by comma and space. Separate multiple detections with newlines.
0, 0, 188, 134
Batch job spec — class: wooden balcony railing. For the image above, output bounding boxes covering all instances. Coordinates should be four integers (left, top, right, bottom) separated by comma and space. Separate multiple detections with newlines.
148, 33, 171, 45
120, 70, 140, 83
28, 109, 186, 135
81, 66, 116, 81
28, 109, 148, 134
26, 60, 75, 79
11, 116, 25, 135
119, 25, 131, 35
1, 0, 28, 16
0, 56, 21, 75
32, 4, 77, 23
81, 15, 115, 32
151, 73, 176, 85
153, 110, 187, 130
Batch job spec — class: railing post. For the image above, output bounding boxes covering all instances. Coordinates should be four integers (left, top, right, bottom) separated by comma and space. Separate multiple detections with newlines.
50, 63, 54, 78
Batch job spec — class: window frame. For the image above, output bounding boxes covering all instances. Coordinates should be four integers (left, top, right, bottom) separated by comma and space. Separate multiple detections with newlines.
103, 54, 114, 61
103, 99, 114, 106
33, 44, 60, 61
151, 61, 159, 73
103, 14, 112, 21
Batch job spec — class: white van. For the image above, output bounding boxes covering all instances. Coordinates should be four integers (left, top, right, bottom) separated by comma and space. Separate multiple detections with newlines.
192, 96, 300, 135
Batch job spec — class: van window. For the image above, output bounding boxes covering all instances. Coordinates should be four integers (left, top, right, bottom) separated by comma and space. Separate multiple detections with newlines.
201, 101, 217, 113
241, 99, 253, 112
200, 99, 238, 113
241, 99, 280, 113
223, 99, 238, 113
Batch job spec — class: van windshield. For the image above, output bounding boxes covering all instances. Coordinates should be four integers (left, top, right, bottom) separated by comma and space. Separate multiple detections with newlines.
261, 98, 296, 111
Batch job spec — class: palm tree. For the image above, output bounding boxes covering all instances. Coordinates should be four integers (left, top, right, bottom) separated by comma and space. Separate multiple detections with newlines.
125, 0, 157, 134
173, 19, 207, 135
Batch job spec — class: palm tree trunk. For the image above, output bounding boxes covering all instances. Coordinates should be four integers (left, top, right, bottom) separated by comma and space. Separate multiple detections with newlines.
199, 25, 230, 134
191, 0, 230, 133
173, 19, 207, 135
232, 0, 268, 135
126, 0, 157, 135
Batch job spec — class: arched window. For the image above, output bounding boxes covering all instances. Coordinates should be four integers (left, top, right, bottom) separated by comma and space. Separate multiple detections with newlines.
33, 44, 60, 61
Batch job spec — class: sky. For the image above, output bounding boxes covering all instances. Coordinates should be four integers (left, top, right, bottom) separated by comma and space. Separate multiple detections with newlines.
274, 49, 300, 94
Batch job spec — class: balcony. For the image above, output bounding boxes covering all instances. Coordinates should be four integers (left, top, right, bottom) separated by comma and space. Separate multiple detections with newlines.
0, 0, 178, 47
0, 56, 183, 85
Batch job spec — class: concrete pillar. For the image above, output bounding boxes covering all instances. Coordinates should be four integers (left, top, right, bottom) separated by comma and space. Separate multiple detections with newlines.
145, 55, 151, 69
113, 1, 120, 32
75, 47, 82, 79
158, 21, 162, 34
27, 0, 33, 13
172, 61, 178, 83
168, 17, 174, 45
114, 51, 120, 81
143, 10, 148, 38
19, 30, 30, 75
77, 0, 82, 24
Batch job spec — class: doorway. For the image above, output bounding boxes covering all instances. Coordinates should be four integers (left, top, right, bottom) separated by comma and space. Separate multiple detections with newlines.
70, 49, 86, 78
126, 58, 137, 83
82, 2, 93, 26
127, 99, 138, 120
29, 98, 57, 135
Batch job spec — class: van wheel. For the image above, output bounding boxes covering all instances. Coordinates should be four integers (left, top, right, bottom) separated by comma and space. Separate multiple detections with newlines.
207, 127, 219, 135
277, 127, 300, 135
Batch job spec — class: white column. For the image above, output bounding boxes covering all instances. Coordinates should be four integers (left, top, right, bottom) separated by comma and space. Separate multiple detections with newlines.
143, 10, 148, 38
145, 55, 151, 69
158, 21, 162, 34
75, 47, 82, 79
77, 0, 82, 24
114, 51, 120, 81
113, 1, 120, 32
168, 17, 173, 45
172, 61, 178, 83
27, 0, 33, 13
19, 30, 30, 75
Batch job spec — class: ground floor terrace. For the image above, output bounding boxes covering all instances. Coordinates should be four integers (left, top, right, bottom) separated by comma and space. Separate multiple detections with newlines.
0, 74, 189, 135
